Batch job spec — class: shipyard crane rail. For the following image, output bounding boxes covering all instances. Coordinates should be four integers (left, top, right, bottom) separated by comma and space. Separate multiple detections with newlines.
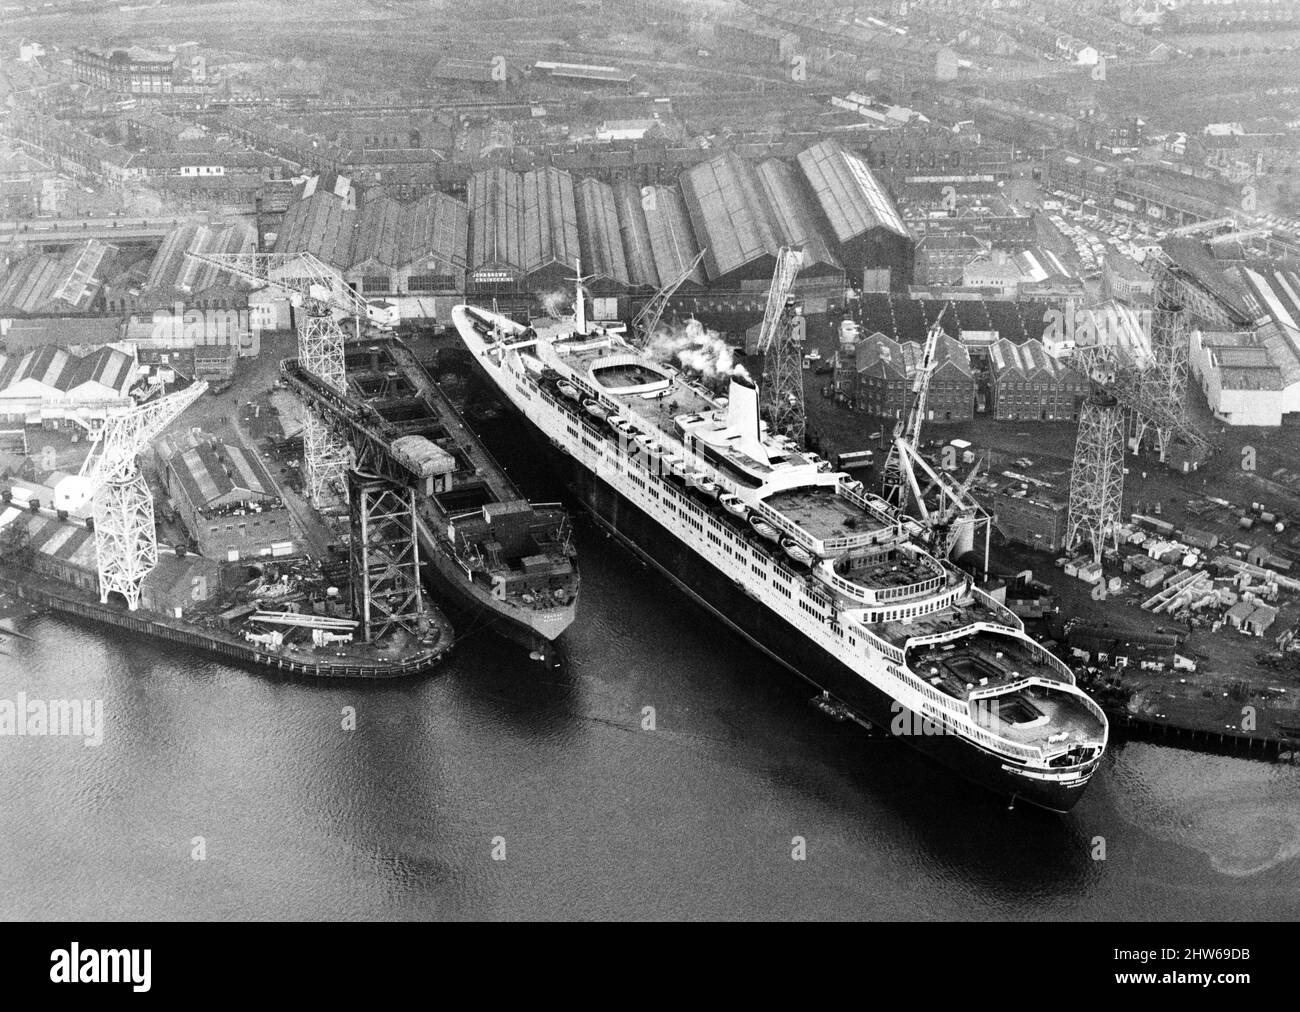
631, 249, 707, 347
67, 381, 209, 610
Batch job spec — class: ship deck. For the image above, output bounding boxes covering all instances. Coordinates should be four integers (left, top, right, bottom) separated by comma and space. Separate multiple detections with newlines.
762, 487, 890, 543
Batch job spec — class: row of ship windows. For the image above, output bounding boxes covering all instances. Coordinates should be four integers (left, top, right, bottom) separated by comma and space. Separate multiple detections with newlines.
567, 400, 856, 643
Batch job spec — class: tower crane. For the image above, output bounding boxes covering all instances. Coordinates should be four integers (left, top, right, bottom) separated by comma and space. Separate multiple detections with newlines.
63, 381, 209, 610
755, 247, 806, 443
1065, 300, 1211, 565
185, 250, 373, 506
631, 249, 707, 347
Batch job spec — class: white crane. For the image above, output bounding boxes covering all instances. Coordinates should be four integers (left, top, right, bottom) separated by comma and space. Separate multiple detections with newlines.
631, 249, 707, 347
881, 310, 947, 510
61, 382, 209, 610
185, 250, 371, 505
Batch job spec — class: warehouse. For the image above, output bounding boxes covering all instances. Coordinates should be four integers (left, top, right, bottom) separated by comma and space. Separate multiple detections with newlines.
988, 337, 1086, 422
520, 167, 581, 292
0, 510, 98, 593
0, 345, 136, 424
274, 181, 358, 271
754, 158, 843, 283
0, 240, 114, 316
344, 190, 469, 308
635, 184, 707, 293
574, 177, 635, 317
156, 430, 296, 562
466, 167, 526, 295
612, 179, 661, 290
137, 220, 256, 313
680, 152, 781, 286
797, 138, 915, 291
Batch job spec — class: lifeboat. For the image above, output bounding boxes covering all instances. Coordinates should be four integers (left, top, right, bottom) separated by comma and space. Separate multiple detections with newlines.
780, 537, 814, 567
557, 379, 581, 400
718, 493, 748, 518
583, 398, 610, 420
749, 516, 781, 542
689, 474, 722, 499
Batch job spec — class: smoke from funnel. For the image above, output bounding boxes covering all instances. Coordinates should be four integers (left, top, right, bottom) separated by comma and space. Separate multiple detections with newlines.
647, 318, 750, 386
538, 290, 572, 319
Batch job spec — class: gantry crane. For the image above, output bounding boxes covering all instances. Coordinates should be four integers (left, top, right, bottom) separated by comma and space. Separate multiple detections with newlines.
1065, 301, 1211, 565
755, 247, 806, 443
631, 249, 707, 347
64, 381, 209, 610
185, 250, 374, 506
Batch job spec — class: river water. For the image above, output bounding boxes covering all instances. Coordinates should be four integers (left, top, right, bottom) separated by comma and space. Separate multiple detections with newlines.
3, 390, 1299, 920
2, 513, 1299, 921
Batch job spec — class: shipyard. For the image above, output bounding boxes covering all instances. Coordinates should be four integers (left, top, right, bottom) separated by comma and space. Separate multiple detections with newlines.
1, 0, 1298, 927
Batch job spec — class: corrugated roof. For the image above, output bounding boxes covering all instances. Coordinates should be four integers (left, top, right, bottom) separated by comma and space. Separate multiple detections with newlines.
679, 151, 780, 280
796, 138, 909, 242
612, 179, 660, 289
349, 194, 405, 270
574, 177, 631, 287
640, 185, 705, 288
468, 167, 525, 271
755, 158, 841, 271
275, 190, 357, 270
400, 191, 469, 272
170, 438, 276, 509
520, 166, 580, 276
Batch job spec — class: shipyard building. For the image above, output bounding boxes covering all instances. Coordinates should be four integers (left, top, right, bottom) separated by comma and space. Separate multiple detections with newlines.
156, 431, 296, 561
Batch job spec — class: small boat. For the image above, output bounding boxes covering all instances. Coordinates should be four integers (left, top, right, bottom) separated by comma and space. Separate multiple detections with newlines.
608, 416, 634, 437
583, 398, 610, 420
781, 537, 814, 567
557, 380, 581, 400
718, 493, 748, 518
690, 475, 722, 499
749, 516, 781, 542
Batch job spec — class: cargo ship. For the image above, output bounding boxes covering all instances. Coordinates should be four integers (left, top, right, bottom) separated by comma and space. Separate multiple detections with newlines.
280, 336, 579, 658
451, 289, 1108, 811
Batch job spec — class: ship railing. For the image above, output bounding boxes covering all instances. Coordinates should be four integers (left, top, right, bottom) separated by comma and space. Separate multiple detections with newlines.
969, 584, 1023, 628
819, 567, 947, 605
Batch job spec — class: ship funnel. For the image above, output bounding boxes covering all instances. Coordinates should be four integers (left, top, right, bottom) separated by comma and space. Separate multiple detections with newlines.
726, 375, 769, 464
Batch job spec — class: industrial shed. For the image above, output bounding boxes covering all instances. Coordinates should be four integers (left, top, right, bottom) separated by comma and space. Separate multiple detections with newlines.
796, 138, 915, 291
612, 179, 661, 290
275, 187, 357, 270
520, 166, 581, 291
754, 158, 843, 282
679, 151, 780, 285
141, 220, 256, 311
0, 344, 136, 423
0, 240, 113, 315
156, 430, 296, 561
467, 167, 526, 293
640, 185, 706, 292
574, 177, 633, 294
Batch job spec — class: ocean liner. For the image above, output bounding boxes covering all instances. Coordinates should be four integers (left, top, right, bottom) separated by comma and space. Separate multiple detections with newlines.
451, 288, 1108, 811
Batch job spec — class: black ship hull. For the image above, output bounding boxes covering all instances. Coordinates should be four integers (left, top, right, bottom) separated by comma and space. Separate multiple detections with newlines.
476, 379, 1096, 814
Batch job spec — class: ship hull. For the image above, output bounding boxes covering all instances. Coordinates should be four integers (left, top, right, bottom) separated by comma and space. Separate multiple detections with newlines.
464, 351, 1096, 813
417, 522, 573, 660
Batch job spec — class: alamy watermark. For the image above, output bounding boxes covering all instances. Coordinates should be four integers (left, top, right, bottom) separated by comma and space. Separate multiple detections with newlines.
0, 694, 103, 747
150, 301, 262, 356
